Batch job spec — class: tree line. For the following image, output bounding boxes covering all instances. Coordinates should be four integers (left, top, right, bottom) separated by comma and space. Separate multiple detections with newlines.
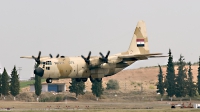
0, 64, 42, 101
0, 63, 119, 101
0, 66, 20, 100
157, 49, 199, 101
68, 78, 119, 101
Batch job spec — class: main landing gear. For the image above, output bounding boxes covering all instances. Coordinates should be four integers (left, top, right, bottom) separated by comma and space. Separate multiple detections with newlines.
75, 78, 88, 82
75, 78, 102, 82
90, 77, 102, 82
46, 78, 52, 83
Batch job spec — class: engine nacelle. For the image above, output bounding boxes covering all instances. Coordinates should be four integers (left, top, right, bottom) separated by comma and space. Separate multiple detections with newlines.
108, 56, 122, 63
100, 63, 115, 69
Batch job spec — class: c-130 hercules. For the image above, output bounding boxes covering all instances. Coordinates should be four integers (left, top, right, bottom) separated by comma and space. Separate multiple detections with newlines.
21, 20, 166, 83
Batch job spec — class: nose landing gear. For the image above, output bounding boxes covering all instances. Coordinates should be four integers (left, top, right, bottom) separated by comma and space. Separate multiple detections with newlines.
46, 78, 52, 83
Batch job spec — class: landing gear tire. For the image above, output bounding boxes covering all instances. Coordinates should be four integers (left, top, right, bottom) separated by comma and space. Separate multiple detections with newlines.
81, 78, 88, 82
75, 78, 81, 82
90, 77, 95, 83
96, 78, 102, 82
46, 78, 52, 83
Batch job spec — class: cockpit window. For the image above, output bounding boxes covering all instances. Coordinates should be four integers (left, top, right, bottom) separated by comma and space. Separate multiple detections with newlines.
46, 61, 52, 65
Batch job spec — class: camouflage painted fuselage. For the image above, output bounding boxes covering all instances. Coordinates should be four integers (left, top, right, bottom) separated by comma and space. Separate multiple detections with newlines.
39, 56, 133, 79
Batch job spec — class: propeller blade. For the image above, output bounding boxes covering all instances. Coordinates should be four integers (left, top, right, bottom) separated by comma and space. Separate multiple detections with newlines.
99, 52, 105, 58
87, 51, 91, 60
105, 51, 110, 59
32, 55, 36, 60
49, 54, 53, 58
81, 51, 91, 64
56, 54, 59, 58
37, 51, 41, 60
32, 51, 41, 64
81, 55, 86, 60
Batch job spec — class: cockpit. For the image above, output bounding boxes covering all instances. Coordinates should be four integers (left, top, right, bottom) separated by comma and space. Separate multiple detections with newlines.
40, 61, 52, 65
40, 61, 53, 70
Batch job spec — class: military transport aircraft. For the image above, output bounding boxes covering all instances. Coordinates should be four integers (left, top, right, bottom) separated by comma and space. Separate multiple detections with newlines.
21, 20, 166, 83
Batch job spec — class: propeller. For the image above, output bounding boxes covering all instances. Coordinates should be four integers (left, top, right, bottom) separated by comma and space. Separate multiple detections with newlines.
49, 54, 53, 58
56, 54, 59, 58
81, 51, 91, 64
49, 54, 60, 58
99, 50, 110, 63
32, 51, 41, 65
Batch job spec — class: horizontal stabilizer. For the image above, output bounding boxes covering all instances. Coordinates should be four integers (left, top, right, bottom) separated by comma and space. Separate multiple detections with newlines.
118, 53, 164, 58
148, 55, 168, 58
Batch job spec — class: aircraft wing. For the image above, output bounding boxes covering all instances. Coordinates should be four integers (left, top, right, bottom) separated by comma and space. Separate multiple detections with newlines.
20, 56, 49, 59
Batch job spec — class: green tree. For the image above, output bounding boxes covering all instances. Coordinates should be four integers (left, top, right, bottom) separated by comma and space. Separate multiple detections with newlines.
1, 68, 9, 99
165, 49, 175, 101
175, 55, 187, 101
156, 65, 165, 101
187, 62, 197, 101
69, 78, 85, 99
197, 56, 200, 95
34, 63, 42, 101
34, 75, 42, 101
10, 66, 20, 100
106, 79, 119, 90
91, 80, 104, 101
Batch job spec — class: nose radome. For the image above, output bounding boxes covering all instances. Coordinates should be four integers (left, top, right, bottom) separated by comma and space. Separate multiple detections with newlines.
34, 67, 44, 77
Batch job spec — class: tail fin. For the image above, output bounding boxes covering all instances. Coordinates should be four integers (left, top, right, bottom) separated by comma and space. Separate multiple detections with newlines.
128, 20, 150, 55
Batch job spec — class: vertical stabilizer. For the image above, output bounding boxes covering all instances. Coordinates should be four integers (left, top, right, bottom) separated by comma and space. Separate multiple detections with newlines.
128, 20, 149, 55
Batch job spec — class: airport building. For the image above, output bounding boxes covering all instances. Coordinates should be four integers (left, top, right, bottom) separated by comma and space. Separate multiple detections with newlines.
30, 83, 66, 92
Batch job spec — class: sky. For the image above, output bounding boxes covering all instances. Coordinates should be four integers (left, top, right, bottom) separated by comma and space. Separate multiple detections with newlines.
0, 0, 200, 80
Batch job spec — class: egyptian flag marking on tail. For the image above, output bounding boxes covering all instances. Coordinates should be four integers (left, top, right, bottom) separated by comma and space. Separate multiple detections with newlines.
136, 39, 145, 47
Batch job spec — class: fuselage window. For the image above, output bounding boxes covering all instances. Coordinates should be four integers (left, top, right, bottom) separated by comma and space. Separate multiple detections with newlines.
46, 67, 50, 70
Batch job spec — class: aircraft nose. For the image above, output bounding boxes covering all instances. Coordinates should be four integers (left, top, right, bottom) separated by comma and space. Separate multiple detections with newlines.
34, 67, 44, 77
